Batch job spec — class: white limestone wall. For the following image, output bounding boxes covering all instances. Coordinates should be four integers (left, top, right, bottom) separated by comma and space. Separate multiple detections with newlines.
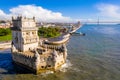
11, 50, 66, 72
23, 42, 38, 51
22, 20, 36, 28
54, 53, 65, 69
12, 53, 36, 70
12, 30, 39, 52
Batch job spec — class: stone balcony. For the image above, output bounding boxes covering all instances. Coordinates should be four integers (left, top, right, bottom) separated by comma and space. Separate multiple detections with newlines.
21, 27, 38, 31
11, 26, 38, 31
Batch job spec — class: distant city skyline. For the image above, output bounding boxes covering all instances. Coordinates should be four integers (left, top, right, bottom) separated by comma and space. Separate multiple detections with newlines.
0, 0, 120, 22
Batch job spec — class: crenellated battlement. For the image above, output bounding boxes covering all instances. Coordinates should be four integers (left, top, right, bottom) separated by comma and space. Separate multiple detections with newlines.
12, 52, 34, 59
12, 16, 35, 22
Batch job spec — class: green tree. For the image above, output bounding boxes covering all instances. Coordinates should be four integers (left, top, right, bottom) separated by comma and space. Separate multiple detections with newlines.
0, 28, 11, 36
38, 27, 61, 38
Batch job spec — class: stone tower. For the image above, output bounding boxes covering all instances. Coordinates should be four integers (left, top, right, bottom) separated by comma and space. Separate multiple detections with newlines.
11, 16, 39, 52
11, 16, 70, 74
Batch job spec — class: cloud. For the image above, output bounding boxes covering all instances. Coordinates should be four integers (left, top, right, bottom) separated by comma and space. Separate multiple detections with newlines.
0, 9, 10, 20
0, 5, 73, 22
96, 3, 120, 19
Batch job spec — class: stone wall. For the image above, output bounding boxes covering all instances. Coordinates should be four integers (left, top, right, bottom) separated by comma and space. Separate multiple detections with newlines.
11, 16, 69, 74
12, 52, 36, 70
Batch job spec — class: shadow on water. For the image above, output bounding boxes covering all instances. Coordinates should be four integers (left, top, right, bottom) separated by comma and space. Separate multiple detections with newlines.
0, 53, 14, 74
0, 49, 34, 75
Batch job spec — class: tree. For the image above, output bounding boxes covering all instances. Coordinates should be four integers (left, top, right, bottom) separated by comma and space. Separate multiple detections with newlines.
0, 28, 11, 36
38, 27, 61, 38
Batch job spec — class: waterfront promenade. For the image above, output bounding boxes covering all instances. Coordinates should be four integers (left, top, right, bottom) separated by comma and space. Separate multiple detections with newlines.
0, 41, 11, 50
0, 22, 81, 50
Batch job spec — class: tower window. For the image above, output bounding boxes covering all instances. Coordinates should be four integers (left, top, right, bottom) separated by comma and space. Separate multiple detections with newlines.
48, 65, 51, 67
26, 32, 29, 35
32, 32, 34, 34
41, 66, 44, 68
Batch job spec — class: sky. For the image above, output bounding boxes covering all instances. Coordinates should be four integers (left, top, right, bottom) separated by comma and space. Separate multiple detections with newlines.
0, 0, 120, 22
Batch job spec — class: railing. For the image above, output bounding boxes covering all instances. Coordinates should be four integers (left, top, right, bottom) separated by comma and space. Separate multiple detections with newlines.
23, 38, 38, 44
21, 27, 38, 30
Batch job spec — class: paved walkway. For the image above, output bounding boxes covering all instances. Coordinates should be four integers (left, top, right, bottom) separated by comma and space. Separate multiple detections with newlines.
0, 41, 11, 50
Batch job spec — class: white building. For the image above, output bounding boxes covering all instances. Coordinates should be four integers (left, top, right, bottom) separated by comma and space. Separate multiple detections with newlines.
11, 16, 69, 74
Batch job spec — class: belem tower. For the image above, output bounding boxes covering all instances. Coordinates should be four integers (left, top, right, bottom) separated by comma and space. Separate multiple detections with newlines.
11, 16, 71, 74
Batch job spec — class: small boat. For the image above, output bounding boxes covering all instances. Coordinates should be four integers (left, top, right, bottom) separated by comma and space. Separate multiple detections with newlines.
71, 32, 85, 36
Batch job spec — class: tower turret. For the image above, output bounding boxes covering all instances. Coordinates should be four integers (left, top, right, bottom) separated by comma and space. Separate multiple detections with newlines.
11, 16, 39, 52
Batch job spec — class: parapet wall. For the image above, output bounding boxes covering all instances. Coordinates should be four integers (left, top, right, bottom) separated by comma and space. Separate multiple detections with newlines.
12, 52, 36, 70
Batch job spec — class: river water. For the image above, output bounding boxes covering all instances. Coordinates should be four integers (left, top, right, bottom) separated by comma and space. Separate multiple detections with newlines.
0, 24, 120, 80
